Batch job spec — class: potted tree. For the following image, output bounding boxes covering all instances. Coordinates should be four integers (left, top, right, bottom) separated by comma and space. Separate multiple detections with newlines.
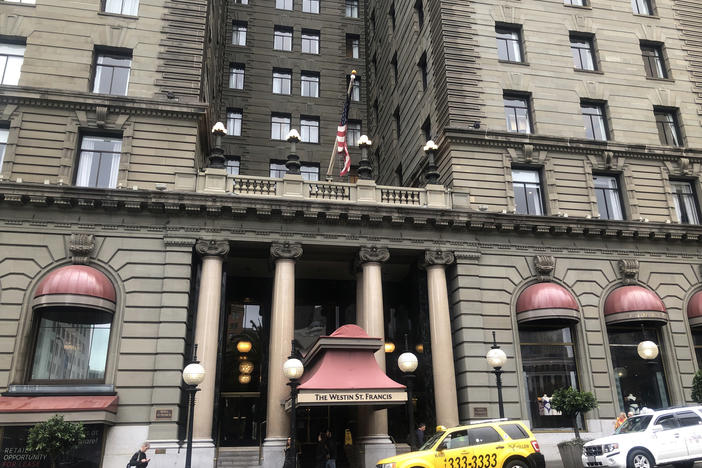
551, 387, 598, 467
26, 414, 86, 468
692, 370, 702, 403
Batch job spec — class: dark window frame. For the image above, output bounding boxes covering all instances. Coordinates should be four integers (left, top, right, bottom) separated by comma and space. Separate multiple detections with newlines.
593, 173, 625, 220
670, 179, 700, 225
632, 0, 655, 16
654, 107, 682, 147
102, 0, 139, 16
91, 47, 132, 96
503, 92, 533, 134
570, 33, 597, 71
641, 42, 668, 79
581, 100, 609, 141
300, 115, 320, 144
512, 166, 545, 215
232, 21, 248, 46
226, 108, 243, 136
274, 26, 293, 52
496, 24, 524, 63
301, 30, 320, 54
74, 132, 123, 189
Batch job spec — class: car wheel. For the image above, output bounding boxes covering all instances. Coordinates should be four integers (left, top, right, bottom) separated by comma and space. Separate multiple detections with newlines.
627, 450, 655, 468
503, 459, 529, 468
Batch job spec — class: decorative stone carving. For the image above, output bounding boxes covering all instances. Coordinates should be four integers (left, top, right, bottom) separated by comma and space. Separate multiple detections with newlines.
358, 246, 390, 264
424, 250, 455, 266
681, 157, 690, 175
534, 255, 555, 278
523, 144, 534, 163
270, 242, 303, 261
96, 105, 108, 128
69, 233, 95, 264
618, 258, 639, 284
195, 239, 230, 257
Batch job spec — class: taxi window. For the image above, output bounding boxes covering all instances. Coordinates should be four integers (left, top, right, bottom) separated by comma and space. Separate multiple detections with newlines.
655, 414, 679, 430
499, 423, 529, 440
676, 411, 702, 427
444, 430, 470, 450
468, 427, 503, 446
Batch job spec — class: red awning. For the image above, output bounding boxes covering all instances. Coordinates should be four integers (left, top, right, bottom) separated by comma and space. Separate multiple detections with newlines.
33, 265, 116, 313
604, 285, 667, 325
0, 395, 118, 414
688, 291, 702, 328
294, 325, 406, 407
515, 282, 579, 323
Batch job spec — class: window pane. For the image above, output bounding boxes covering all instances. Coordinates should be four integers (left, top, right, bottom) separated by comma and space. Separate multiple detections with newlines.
0, 128, 8, 170
76, 136, 122, 188
302, 33, 319, 54
468, 427, 502, 445
676, 411, 702, 427
0, 43, 25, 86
225, 159, 240, 176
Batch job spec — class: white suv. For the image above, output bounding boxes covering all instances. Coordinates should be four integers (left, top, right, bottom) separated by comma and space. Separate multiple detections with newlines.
582, 406, 702, 468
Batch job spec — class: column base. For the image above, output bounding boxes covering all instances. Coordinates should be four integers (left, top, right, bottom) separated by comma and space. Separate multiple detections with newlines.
262, 437, 287, 468
358, 435, 396, 468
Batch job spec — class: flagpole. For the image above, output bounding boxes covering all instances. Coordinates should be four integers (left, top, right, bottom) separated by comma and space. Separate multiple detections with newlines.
326, 71, 356, 180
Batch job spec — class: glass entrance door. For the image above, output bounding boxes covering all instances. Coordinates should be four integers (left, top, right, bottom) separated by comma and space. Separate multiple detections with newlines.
218, 392, 261, 447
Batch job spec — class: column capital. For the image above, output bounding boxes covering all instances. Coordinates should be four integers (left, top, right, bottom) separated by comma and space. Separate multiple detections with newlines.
358, 246, 390, 265
270, 242, 303, 261
195, 239, 230, 257
424, 250, 455, 267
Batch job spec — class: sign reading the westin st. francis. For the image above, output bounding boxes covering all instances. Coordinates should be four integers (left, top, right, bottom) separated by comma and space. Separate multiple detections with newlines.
297, 389, 407, 406
0, 424, 104, 468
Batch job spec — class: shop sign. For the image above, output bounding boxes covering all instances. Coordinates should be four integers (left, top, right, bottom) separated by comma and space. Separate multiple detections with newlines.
0, 424, 103, 468
297, 389, 407, 405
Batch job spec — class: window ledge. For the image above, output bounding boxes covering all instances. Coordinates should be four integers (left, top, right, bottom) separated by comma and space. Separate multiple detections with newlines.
97, 11, 139, 20
564, 4, 592, 10
0, 1, 36, 7
633, 13, 659, 19
574, 68, 603, 74
498, 60, 530, 67
646, 76, 674, 83
5, 384, 115, 396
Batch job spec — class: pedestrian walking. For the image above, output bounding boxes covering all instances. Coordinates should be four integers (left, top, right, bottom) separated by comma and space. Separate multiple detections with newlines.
127, 442, 150, 467
415, 423, 426, 447
325, 429, 337, 468
283, 437, 296, 468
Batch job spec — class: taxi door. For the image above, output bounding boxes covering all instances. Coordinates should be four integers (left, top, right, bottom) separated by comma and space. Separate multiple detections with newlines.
465, 426, 508, 468
439, 430, 472, 468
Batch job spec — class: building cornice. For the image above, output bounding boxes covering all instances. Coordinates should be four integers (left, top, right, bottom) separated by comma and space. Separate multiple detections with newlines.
0, 86, 207, 119
2, 182, 702, 244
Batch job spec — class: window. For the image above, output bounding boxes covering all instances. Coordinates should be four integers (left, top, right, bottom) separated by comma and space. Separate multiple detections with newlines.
564, 0, 587, 5
351, 77, 360, 101
655, 414, 678, 430
414, 0, 424, 29
694, 331, 702, 368
0, 42, 25, 86
394, 107, 401, 138
270, 161, 319, 180
270, 161, 287, 178
301, 72, 319, 97
654, 108, 682, 147
233, 22, 247, 46
103, 0, 139, 16
520, 325, 580, 428
422, 116, 431, 142
443, 430, 470, 450
227, 109, 242, 136
632, 0, 654, 15
391, 53, 398, 84
0, 128, 7, 170
303, 0, 319, 14
593, 174, 624, 220
225, 157, 240, 176
499, 424, 529, 440
229, 64, 245, 89
346, 35, 360, 59
570, 34, 596, 71
676, 411, 702, 427
512, 169, 543, 215
92, 51, 131, 96
468, 427, 502, 445
302, 30, 320, 54
670, 180, 699, 224
272, 69, 292, 95
348, 120, 361, 147
641, 43, 667, 79
581, 102, 608, 141
76, 135, 122, 189
389, 4, 396, 30
504, 94, 532, 134
419, 52, 428, 90
233, 0, 248, 3
300, 117, 319, 143
346, 0, 358, 18
608, 326, 670, 414
4, 0, 36, 3
274, 27, 293, 51
276, 0, 292, 10
496, 26, 523, 62
271, 114, 291, 140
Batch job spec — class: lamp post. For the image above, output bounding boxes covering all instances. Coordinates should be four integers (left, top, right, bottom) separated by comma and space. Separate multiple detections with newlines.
358, 135, 373, 180
283, 340, 304, 468
422, 140, 440, 185
398, 345, 418, 450
285, 129, 301, 175
485, 331, 507, 418
209, 122, 227, 168
182, 346, 206, 468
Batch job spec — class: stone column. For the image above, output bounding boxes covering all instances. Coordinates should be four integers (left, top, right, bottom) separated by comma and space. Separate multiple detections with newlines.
357, 246, 395, 468
193, 240, 229, 443
425, 250, 460, 427
262, 242, 302, 468
355, 268, 369, 439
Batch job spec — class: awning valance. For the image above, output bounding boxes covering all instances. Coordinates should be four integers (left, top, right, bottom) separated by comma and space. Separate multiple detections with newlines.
515, 282, 579, 323
604, 285, 667, 325
0, 395, 118, 425
688, 291, 702, 328
33, 265, 116, 314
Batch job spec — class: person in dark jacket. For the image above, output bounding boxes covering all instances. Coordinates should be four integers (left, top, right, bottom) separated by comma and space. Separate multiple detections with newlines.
415, 423, 426, 448
128, 442, 150, 467
283, 437, 296, 468
325, 429, 337, 468
315, 432, 328, 468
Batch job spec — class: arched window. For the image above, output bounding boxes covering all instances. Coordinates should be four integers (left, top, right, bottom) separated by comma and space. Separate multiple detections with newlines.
30, 265, 116, 383
516, 282, 582, 428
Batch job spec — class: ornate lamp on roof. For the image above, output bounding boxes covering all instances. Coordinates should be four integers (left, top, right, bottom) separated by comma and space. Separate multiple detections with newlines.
209, 122, 227, 169
285, 129, 302, 175
423, 140, 440, 185
357, 135, 373, 180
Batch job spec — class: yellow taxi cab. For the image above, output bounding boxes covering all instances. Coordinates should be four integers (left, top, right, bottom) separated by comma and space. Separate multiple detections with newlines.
376, 420, 545, 468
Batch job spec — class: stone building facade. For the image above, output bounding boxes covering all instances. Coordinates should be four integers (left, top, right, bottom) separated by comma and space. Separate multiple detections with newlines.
2, 0, 702, 468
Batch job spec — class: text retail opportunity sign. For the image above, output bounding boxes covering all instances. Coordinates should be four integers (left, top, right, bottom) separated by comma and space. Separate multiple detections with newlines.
296, 389, 407, 406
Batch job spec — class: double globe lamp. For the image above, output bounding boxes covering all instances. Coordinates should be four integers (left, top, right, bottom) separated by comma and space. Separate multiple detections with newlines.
182, 360, 206, 468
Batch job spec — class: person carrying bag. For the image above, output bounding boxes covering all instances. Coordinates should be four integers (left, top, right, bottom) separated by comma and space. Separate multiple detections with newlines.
127, 442, 151, 467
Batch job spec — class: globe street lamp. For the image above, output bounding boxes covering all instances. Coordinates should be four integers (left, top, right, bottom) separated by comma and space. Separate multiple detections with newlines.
283, 341, 304, 468
486, 331, 507, 418
398, 348, 418, 450
182, 346, 206, 468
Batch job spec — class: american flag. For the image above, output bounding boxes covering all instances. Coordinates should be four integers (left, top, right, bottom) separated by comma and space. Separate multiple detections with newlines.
336, 76, 354, 176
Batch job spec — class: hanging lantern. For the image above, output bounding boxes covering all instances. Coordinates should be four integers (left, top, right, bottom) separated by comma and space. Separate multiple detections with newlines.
239, 360, 254, 374
238, 374, 251, 384
415, 343, 424, 354
237, 340, 252, 353
384, 341, 395, 353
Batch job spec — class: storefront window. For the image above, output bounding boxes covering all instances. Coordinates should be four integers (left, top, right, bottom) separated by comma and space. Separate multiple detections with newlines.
519, 325, 580, 428
608, 327, 669, 413
692, 330, 702, 368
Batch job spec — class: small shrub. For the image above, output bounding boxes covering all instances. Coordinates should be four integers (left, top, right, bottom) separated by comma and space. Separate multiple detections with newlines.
26, 414, 85, 468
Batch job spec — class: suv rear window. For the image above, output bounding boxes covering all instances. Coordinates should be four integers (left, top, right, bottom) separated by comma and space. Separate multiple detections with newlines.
655, 414, 679, 430
676, 411, 702, 427
500, 423, 529, 440
468, 427, 503, 445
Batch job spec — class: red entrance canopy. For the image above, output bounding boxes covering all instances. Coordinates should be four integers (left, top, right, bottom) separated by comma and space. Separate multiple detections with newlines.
293, 325, 406, 407
0, 395, 118, 414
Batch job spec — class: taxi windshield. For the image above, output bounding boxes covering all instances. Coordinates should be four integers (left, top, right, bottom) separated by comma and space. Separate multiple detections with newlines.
616, 415, 652, 434
421, 431, 445, 451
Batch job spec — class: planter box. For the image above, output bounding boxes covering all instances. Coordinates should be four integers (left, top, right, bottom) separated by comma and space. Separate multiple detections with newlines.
557, 440, 584, 467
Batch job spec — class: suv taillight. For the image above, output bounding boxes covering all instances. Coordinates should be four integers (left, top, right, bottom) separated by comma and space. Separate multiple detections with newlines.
530, 440, 540, 452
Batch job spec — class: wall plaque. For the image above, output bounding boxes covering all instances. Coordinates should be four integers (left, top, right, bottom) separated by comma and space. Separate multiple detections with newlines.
155, 409, 173, 420
473, 407, 488, 418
